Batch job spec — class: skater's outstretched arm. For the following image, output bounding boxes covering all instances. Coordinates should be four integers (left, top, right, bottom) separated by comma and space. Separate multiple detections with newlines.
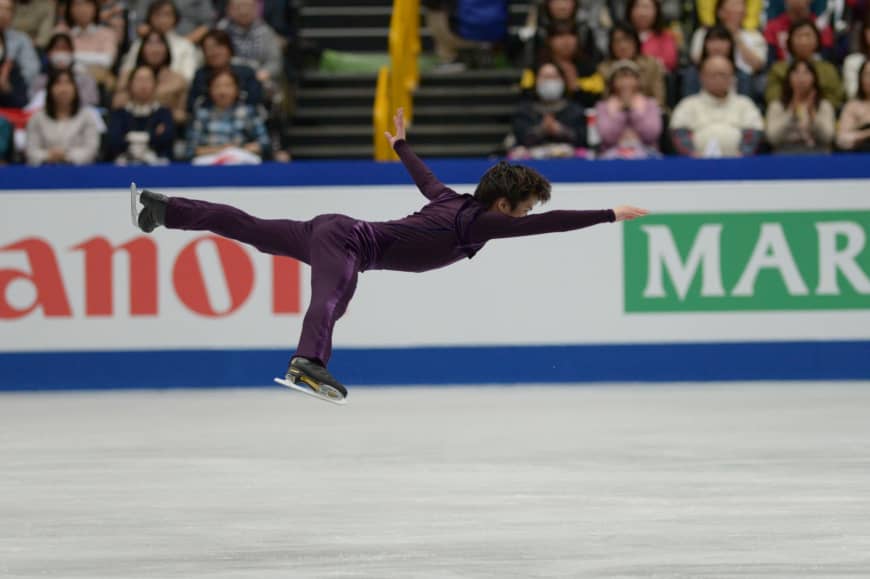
468, 209, 617, 243
385, 108, 455, 201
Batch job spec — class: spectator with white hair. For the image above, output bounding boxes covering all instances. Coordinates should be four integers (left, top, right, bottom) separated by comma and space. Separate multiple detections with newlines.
669, 54, 763, 157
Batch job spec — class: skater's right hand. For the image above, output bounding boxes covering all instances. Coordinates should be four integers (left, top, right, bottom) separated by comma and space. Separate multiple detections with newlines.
384, 107, 407, 148
613, 205, 650, 221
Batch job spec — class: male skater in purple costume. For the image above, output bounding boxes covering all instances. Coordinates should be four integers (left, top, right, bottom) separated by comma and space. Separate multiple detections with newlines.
134, 109, 648, 401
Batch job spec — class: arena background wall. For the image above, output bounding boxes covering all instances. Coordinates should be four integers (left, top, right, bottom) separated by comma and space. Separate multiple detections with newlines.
2, 156, 869, 390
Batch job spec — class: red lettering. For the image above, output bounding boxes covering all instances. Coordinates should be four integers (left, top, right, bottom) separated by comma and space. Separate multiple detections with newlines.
72, 236, 158, 316
272, 256, 301, 314
173, 236, 254, 317
0, 238, 72, 319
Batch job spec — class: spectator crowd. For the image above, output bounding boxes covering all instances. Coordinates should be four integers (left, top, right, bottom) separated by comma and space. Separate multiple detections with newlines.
497, 0, 870, 158
1, 0, 869, 165
0, 0, 292, 165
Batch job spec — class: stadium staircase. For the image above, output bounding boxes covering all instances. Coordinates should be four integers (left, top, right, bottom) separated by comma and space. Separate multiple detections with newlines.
289, 0, 529, 160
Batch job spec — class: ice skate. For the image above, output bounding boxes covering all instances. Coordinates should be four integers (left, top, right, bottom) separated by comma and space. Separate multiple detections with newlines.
130, 182, 168, 233
274, 357, 348, 405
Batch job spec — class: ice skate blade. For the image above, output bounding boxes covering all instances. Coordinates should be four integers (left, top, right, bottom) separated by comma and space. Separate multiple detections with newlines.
129, 182, 139, 228
274, 377, 347, 405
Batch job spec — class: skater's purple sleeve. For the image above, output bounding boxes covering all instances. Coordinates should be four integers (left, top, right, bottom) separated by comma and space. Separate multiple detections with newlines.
467, 209, 616, 243
394, 139, 455, 201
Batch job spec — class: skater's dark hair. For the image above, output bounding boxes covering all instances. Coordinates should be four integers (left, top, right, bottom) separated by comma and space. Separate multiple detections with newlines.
474, 162, 551, 210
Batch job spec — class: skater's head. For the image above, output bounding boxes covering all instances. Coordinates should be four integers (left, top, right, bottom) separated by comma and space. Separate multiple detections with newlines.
474, 161, 551, 217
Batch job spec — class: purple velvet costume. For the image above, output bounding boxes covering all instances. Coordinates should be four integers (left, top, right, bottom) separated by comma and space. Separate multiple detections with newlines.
165, 140, 615, 365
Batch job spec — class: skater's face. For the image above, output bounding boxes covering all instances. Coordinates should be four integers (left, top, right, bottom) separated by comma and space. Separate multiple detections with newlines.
492, 195, 539, 217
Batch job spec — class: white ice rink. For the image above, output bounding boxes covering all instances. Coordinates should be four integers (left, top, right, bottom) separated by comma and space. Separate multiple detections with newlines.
2, 383, 869, 578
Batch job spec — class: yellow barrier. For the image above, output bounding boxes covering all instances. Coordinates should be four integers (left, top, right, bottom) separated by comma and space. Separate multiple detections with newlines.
374, 0, 420, 161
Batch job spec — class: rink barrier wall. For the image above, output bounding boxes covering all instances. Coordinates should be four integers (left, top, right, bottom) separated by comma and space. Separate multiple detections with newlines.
2, 155, 870, 390
2, 341, 870, 391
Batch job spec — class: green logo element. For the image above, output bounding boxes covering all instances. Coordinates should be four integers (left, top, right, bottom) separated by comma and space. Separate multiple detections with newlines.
624, 211, 870, 311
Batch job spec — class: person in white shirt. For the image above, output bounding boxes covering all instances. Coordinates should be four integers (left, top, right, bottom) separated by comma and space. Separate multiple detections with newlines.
670, 54, 764, 157
121, 0, 199, 81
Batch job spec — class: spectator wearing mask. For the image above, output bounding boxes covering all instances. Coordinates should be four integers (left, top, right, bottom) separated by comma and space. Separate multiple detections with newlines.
682, 25, 754, 98
691, 0, 766, 79
107, 64, 175, 164
842, 12, 869, 99
598, 21, 666, 106
11, 0, 55, 49
114, 30, 189, 124
626, 0, 678, 72
55, 0, 118, 86
186, 68, 270, 160
29, 32, 100, 107
217, 0, 282, 93
532, 21, 604, 106
510, 62, 586, 157
595, 58, 662, 158
836, 60, 870, 151
26, 69, 100, 165
765, 59, 835, 153
0, 27, 28, 107
670, 54, 763, 157
0, 0, 40, 89
763, 0, 833, 61
765, 19, 844, 108
122, 0, 199, 81
188, 28, 261, 111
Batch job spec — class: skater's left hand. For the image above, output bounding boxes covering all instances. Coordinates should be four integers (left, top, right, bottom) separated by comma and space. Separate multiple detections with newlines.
613, 205, 650, 221
384, 107, 407, 148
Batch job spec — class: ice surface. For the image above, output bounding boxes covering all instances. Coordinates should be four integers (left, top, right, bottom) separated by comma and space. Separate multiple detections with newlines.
1, 383, 869, 578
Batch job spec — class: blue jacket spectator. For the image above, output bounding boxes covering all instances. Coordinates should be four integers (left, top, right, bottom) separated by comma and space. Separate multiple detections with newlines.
107, 65, 175, 164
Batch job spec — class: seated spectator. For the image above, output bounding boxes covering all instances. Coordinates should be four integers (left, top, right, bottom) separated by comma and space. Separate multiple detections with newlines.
765, 20, 844, 108
536, 22, 604, 106
682, 25, 754, 98
510, 62, 587, 157
690, 0, 766, 79
670, 55, 763, 157
11, 0, 55, 49
121, 0, 199, 81
55, 0, 118, 87
188, 29, 261, 110
763, 0, 833, 61
843, 12, 869, 99
627, 0, 678, 72
696, 0, 763, 30
594, 59, 662, 158
25, 69, 100, 165
114, 30, 188, 124
537, 0, 606, 60
0, 0, 41, 90
598, 22, 666, 106
28, 32, 100, 107
0, 30, 28, 107
765, 59, 835, 153
129, 0, 214, 44
217, 0, 282, 94
836, 60, 870, 151
186, 69, 270, 161
107, 65, 175, 164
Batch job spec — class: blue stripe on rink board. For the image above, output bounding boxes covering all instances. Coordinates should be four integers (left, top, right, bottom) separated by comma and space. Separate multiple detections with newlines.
1, 154, 870, 190
1, 341, 868, 391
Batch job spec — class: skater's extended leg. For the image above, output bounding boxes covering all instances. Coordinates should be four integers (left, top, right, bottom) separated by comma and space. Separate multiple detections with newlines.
136, 190, 313, 263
